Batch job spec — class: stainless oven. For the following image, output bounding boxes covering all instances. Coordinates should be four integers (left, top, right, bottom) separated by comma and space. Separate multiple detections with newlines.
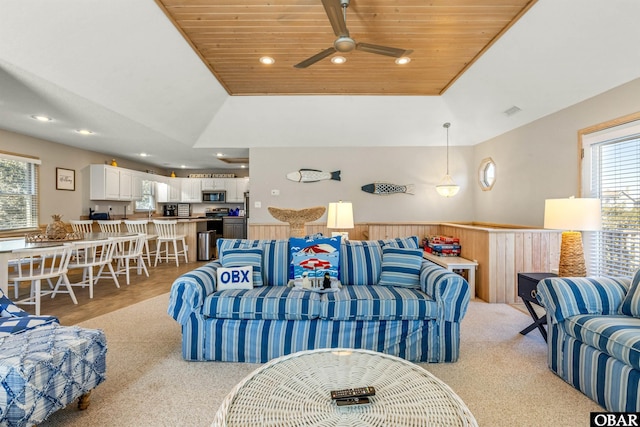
202, 191, 226, 202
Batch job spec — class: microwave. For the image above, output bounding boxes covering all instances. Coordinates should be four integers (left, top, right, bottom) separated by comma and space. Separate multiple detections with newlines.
202, 190, 226, 202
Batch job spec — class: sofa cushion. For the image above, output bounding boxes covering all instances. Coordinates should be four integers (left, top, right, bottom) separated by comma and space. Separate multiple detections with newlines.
378, 236, 420, 249
339, 240, 383, 285
203, 286, 322, 320
619, 269, 640, 317
565, 314, 640, 371
289, 236, 341, 281
220, 248, 263, 287
378, 247, 423, 289
217, 239, 289, 286
322, 285, 438, 321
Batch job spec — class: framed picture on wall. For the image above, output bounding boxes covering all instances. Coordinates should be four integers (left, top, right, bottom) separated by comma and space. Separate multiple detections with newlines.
56, 167, 75, 191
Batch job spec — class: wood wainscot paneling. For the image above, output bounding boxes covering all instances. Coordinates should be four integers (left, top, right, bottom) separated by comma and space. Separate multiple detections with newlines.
248, 223, 369, 241
438, 223, 561, 303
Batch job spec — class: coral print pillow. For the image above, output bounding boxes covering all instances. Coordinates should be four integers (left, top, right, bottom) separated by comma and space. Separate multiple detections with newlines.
289, 236, 341, 282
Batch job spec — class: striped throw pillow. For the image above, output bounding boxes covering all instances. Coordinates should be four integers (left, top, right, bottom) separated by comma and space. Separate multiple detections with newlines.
221, 248, 264, 287
377, 247, 423, 289
620, 269, 640, 317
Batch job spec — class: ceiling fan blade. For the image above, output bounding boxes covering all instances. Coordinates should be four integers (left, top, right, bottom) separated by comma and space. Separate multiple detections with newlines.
356, 43, 413, 58
293, 47, 337, 69
321, 0, 349, 37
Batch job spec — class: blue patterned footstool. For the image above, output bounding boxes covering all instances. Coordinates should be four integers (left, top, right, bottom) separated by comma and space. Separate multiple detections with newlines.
0, 324, 107, 427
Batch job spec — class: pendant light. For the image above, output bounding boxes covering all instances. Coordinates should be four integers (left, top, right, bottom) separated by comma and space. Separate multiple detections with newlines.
436, 122, 460, 197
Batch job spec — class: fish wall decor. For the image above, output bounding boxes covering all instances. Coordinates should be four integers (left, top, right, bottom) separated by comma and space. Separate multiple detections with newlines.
361, 182, 415, 195
286, 169, 341, 183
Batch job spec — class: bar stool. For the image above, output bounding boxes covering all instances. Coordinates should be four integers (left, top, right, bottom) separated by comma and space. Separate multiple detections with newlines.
153, 220, 188, 267
9, 245, 77, 315
123, 220, 157, 267
97, 220, 122, 233
69, 219, 94, 234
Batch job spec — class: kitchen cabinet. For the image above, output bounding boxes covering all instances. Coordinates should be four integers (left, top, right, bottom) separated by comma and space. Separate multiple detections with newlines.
131, 172, 144, 200
156, 177, 181, 203
180, 178, 202, 203
223, 217, 247, 239
224, 178, 250, 203
201, 178, 225, 191
90, 164, 133, 201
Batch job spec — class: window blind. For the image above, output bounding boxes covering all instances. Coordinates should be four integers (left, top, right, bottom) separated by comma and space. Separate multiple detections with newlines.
0, 153, 40, 231
587, 133, 640, 277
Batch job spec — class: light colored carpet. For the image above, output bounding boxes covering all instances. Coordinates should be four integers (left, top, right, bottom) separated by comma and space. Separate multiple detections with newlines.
41, 296, 601, 427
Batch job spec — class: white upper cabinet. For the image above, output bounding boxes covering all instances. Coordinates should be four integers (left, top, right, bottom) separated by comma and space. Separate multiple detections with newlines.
90, 165, 133, 201
224, 178, 250, 203
180, 178, 202, 203
201, 178, 225, 191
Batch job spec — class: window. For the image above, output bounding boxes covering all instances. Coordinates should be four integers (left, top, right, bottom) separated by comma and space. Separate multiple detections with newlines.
0, 152, 40, 231
135, 180, 156, 211
478, 157, 496, 191
582, 118, 640, 277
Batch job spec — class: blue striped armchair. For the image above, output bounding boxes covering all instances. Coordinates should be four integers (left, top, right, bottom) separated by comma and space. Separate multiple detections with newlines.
168, 236, 471, 363
536, 275, 640, 412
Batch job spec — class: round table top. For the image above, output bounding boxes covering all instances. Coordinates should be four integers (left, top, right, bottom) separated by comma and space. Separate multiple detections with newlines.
212, 348, 477, 427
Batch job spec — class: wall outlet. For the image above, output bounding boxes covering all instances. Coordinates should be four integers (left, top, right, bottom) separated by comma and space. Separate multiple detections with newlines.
271, 189, 280, 196
108, 205, 112, 211
94, 205, 99, 211
254, 201, 262, 208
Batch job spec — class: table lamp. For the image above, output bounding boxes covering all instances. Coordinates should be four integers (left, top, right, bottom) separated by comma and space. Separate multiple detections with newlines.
327, 201, 354, 239
544, 197, 602, 277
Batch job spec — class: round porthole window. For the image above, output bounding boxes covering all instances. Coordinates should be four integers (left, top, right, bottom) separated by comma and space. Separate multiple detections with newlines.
478, 158, 496, 191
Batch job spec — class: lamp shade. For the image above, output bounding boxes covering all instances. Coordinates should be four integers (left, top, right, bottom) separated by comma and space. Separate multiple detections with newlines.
544, 198, 602, 231
327, 201, 354, 229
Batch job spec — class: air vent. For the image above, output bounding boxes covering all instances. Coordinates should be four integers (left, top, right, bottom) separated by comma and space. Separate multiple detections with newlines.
219, 157, 249, 164
503, 106, 522, 116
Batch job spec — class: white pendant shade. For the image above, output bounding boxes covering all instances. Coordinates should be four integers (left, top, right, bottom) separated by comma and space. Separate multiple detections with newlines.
436, 175, 460, 197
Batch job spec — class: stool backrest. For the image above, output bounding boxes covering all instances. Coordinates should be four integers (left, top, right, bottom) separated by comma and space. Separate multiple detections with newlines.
113, 234, 146, 258
10, 245, 72, 280
69, 220, 94, 234
152, 220, 177, 239
124, 220, 149, 235
97, 220, 122, 233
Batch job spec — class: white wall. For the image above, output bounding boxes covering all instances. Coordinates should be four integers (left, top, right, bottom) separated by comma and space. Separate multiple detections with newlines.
473, 78, 640, 227
249, 146, 474, 224
0, 129, 163, 224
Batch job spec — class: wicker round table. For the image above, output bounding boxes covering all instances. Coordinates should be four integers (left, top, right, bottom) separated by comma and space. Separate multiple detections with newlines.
212, 348, 477, 427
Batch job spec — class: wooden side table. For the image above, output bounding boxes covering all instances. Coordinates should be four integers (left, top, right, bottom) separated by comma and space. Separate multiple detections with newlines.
517, 272, 557, 341
423, 252, 478, 299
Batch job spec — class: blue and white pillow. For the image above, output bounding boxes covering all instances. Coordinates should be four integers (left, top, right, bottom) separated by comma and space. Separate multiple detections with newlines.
289, 236, 341, 281
620, 269, 640, 317
377, 247, 423, 289
221, 247, 264, 287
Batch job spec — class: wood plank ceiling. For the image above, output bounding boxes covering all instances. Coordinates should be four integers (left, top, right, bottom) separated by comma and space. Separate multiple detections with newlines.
155, 0, 536, 96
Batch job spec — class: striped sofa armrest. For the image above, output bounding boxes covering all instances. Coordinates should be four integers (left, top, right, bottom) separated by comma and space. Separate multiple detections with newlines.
536, 276, 631, 324
420, 260, 470, 322
168, 262, 221, 324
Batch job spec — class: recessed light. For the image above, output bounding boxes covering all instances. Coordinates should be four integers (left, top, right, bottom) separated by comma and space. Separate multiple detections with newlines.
180, 165, 186, 169
395, 57, 411, 65
241, 165, 246, 168
75, 129, 94, 135
331, 56, 346, 64
259, 56, 275, 65
140, 153, 149, 157
216, 153, 224, 157
31, 115, 52, 122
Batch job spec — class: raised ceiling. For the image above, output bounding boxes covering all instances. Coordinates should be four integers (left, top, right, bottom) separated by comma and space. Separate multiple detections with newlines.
155, 0, 535, 96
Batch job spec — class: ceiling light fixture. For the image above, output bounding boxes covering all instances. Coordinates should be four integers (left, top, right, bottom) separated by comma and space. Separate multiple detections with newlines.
435, 122, 460, 198
31, 115, 52, 122
395, 57, 411, 65
259, 56, 275, 65
216, 152, 224, 157
75, 129, 94, 135
331, 56, 346, 64
140, 153, 149, 157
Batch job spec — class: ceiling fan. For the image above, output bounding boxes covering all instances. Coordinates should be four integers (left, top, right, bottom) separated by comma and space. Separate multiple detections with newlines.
294, 0, 412, 69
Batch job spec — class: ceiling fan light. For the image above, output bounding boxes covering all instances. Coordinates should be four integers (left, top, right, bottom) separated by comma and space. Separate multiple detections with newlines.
331, 56, 346, 64
395, 56, 411, 65
259, 56, 275, 65
334, 36, 356, 52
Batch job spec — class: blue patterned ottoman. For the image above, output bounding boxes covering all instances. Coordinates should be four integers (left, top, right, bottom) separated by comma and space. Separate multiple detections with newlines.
0, 324, 107, 427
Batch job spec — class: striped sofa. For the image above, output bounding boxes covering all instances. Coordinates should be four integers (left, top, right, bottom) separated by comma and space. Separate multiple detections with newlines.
536, 275, 640, 411
168, 236, 471, 363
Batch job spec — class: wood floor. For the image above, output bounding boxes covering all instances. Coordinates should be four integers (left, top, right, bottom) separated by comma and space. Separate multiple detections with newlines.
13, 259, 208, 326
